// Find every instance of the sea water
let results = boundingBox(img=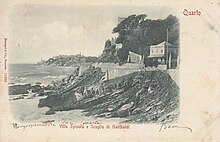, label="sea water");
[9,64,77,85]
